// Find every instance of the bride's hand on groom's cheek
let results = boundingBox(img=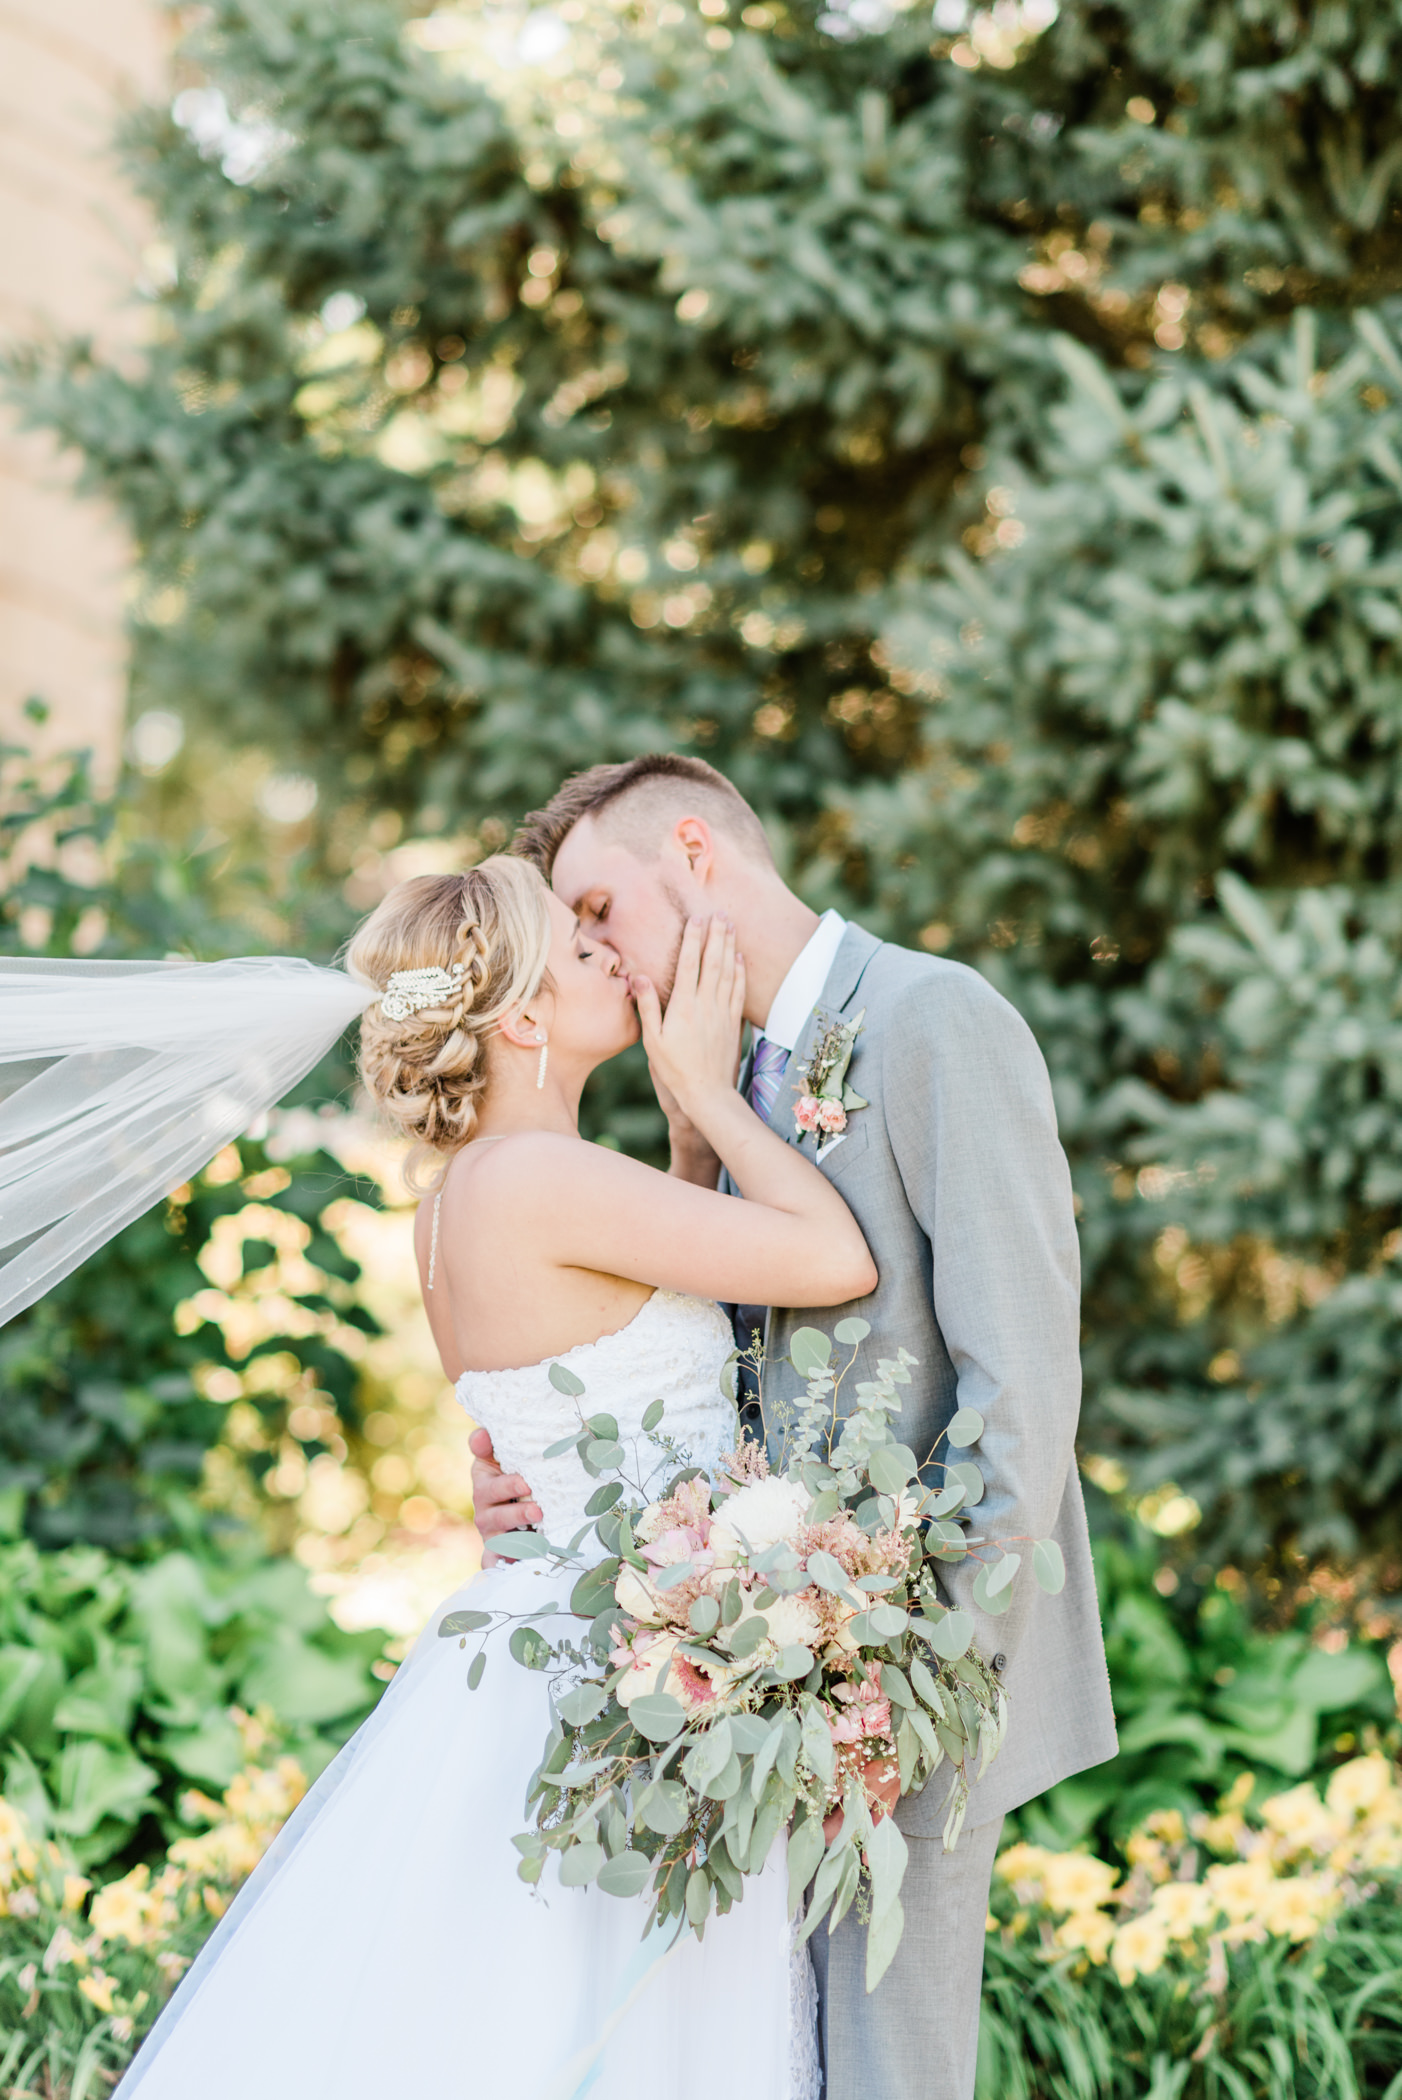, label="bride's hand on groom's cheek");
[634,916,745,1120]
[468,1427,542,1564]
